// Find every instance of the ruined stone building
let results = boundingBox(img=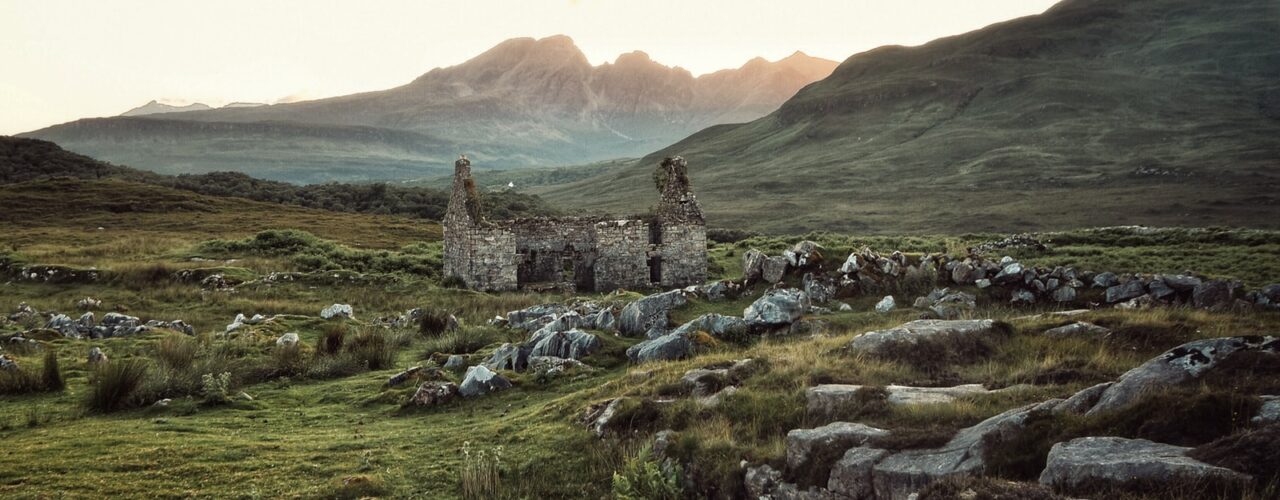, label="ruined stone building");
[443,155,707,292]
